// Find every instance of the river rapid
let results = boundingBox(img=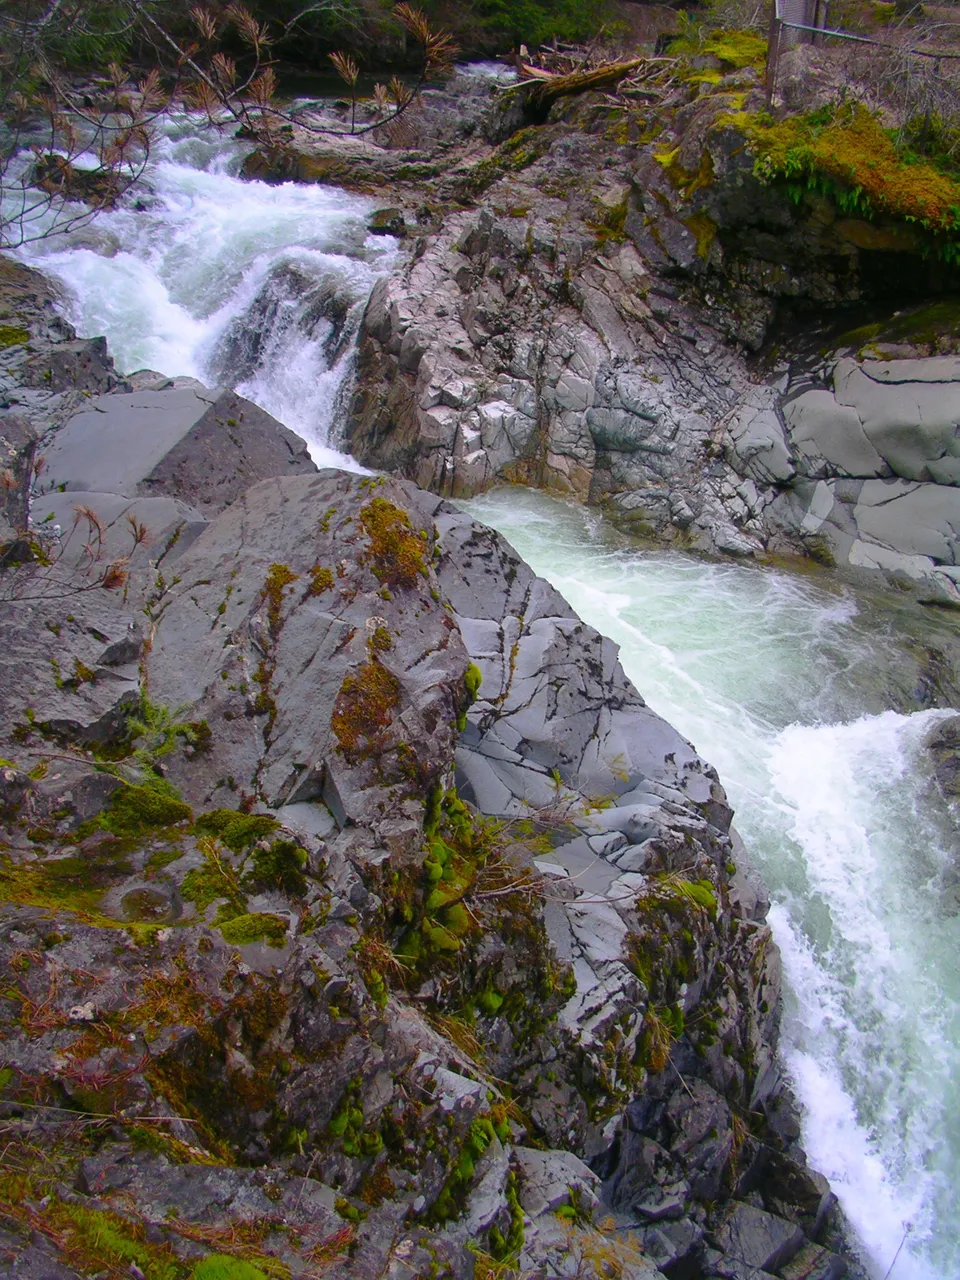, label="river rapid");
[13,114,960,1280]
